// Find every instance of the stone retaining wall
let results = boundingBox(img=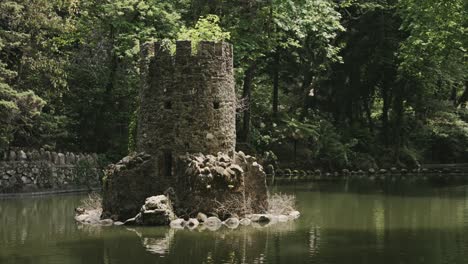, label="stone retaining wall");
[0,149,102,193]
[268,167,468,185]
